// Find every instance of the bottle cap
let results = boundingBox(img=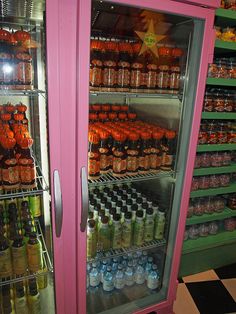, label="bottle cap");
[116,201,122,208]
[121,195,127,201]
[113,132,126,142]
[91,104,101,112]
[105,202,112,209]
[102,104,111,112]
[127,189,132,195]
[113,213,121,221]
[98,113,108,120]
[88,212,94,220]
[101,216,109,224]
[131,204,138,211]
[108,112,117,120]
[98,210,105,217]
[128,112,137,120]
[121,206,127,213]
[90,199,96,206]
[117,190,123,196]
[126,199,132,205]
[136,210,144,218]
[125,212,132,220]
[142,203,149,209]
[95,204,101,211]
[118,113,127,120]
[101,197,107,204]
[89,113,98,121]
[137,197,143,204]
[165,130,176,139]
[146,208,153,215]
[111,195,118,202]
[141,132,151,140]
[106,265,112,272]
[128,132,139,141]
[109,208,116,216]
[152,131,164,140]
[99,129,109,139]
[88,219,96,229]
